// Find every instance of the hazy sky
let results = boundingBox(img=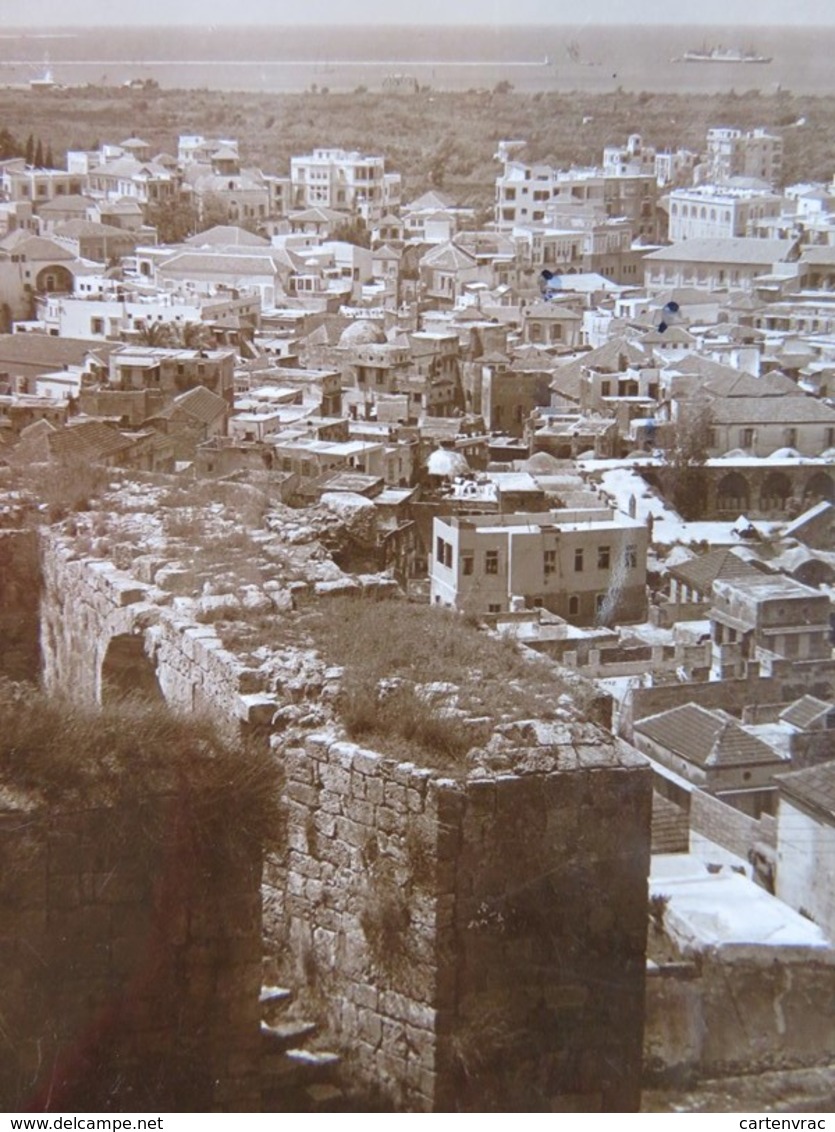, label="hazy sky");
[3,0,834,25]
